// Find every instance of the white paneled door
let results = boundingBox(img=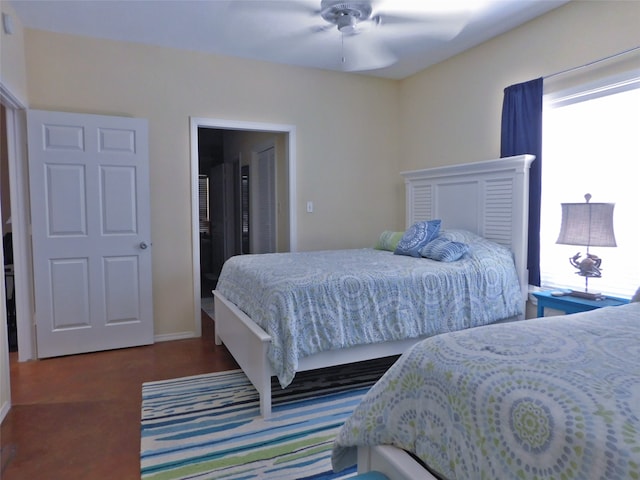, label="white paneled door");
[27,110,153,358]
[253,146,276,254]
